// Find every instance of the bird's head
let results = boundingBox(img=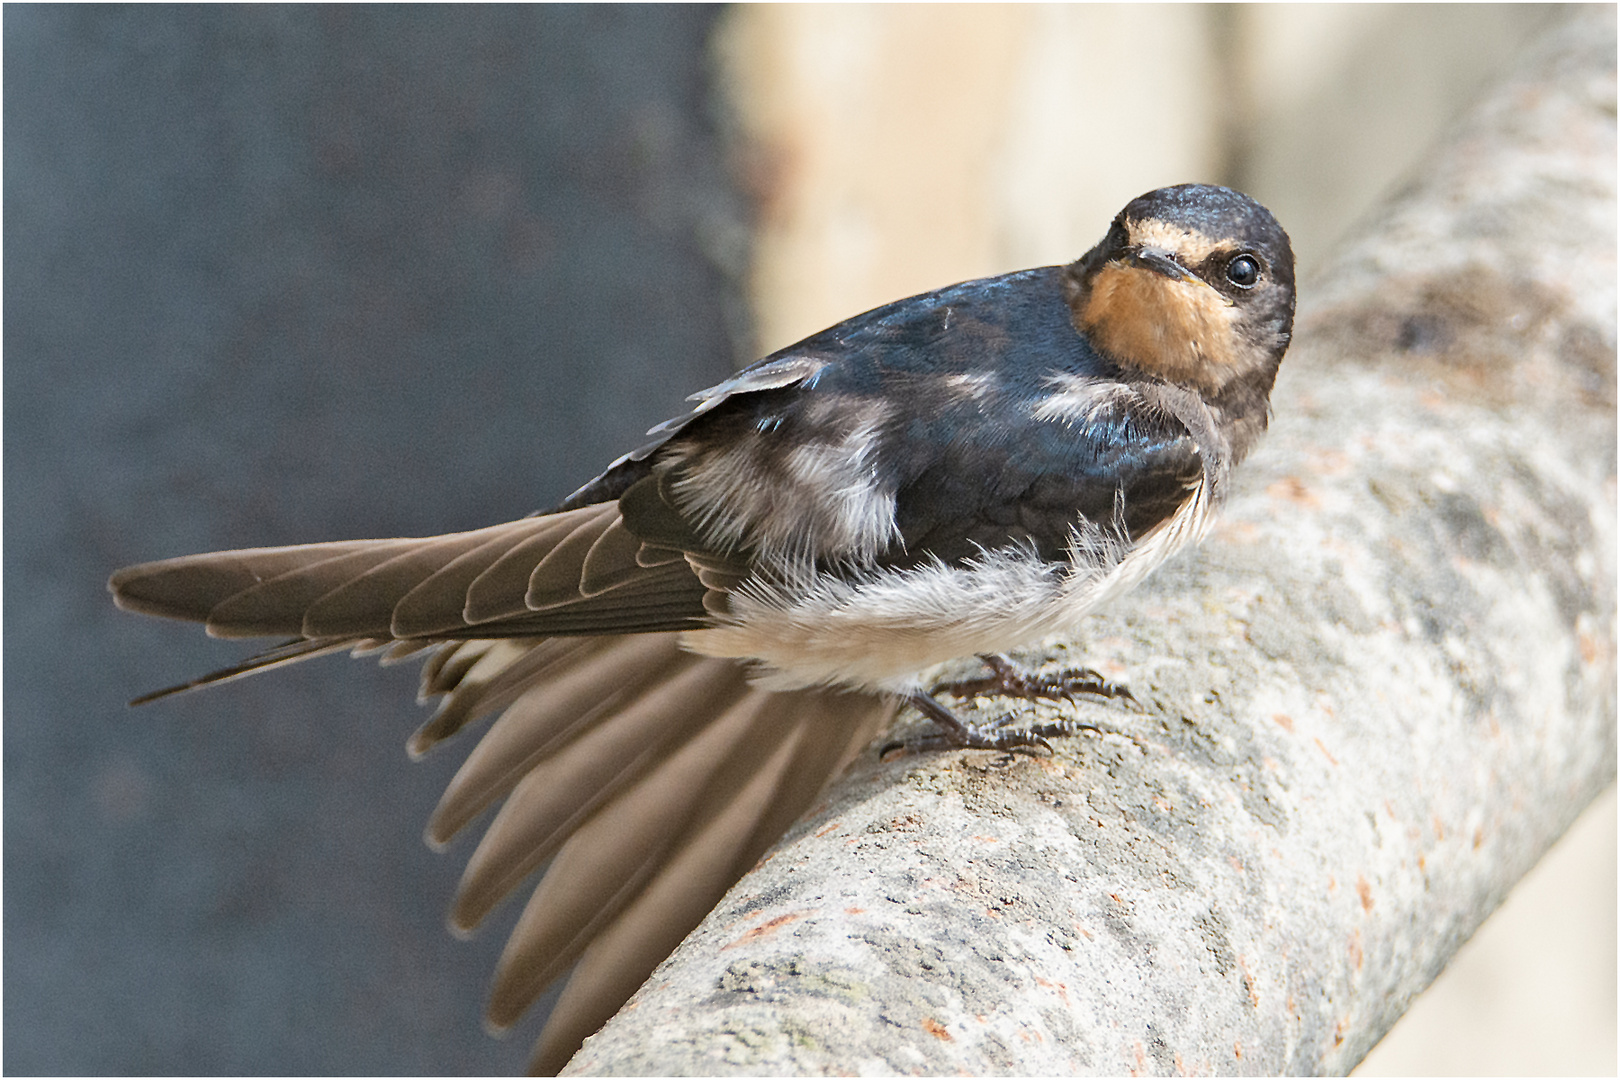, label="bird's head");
[1065,184,1295,398]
